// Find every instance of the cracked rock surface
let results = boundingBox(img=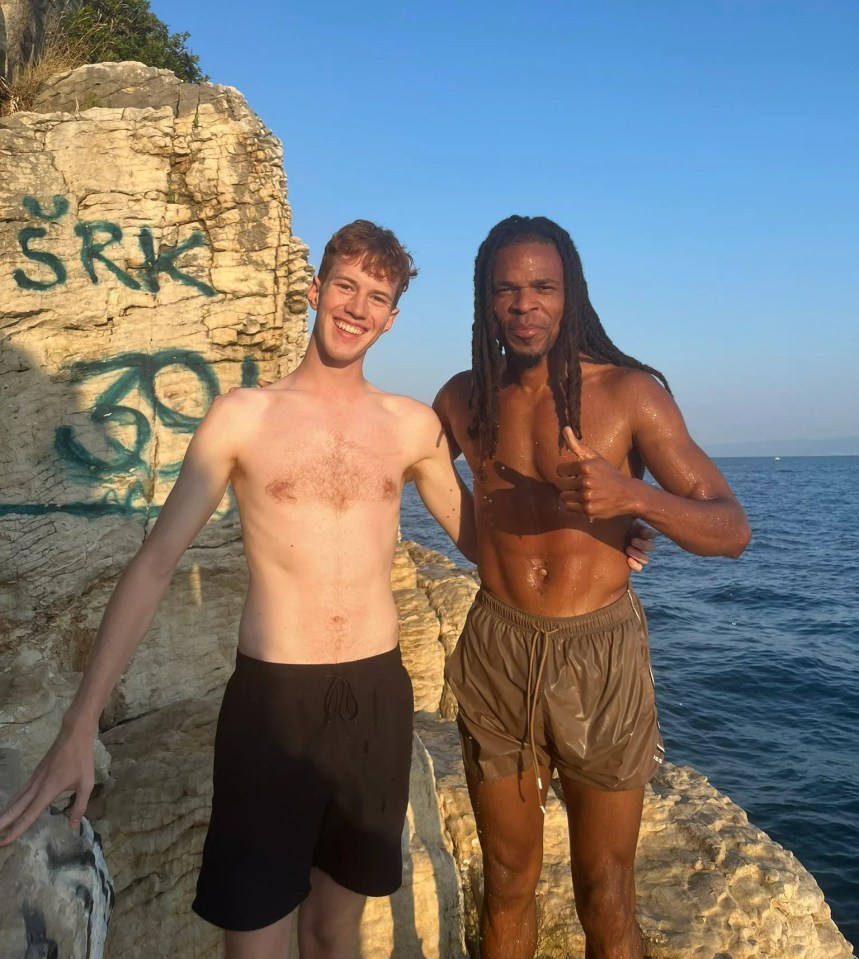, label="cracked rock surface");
[1,62,311,723]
